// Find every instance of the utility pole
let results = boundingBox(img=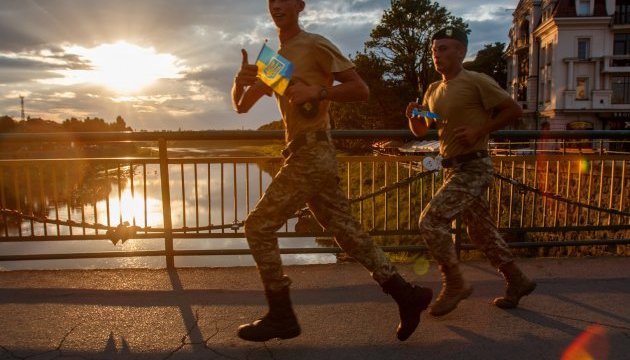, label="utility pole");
[20,95,25,121]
